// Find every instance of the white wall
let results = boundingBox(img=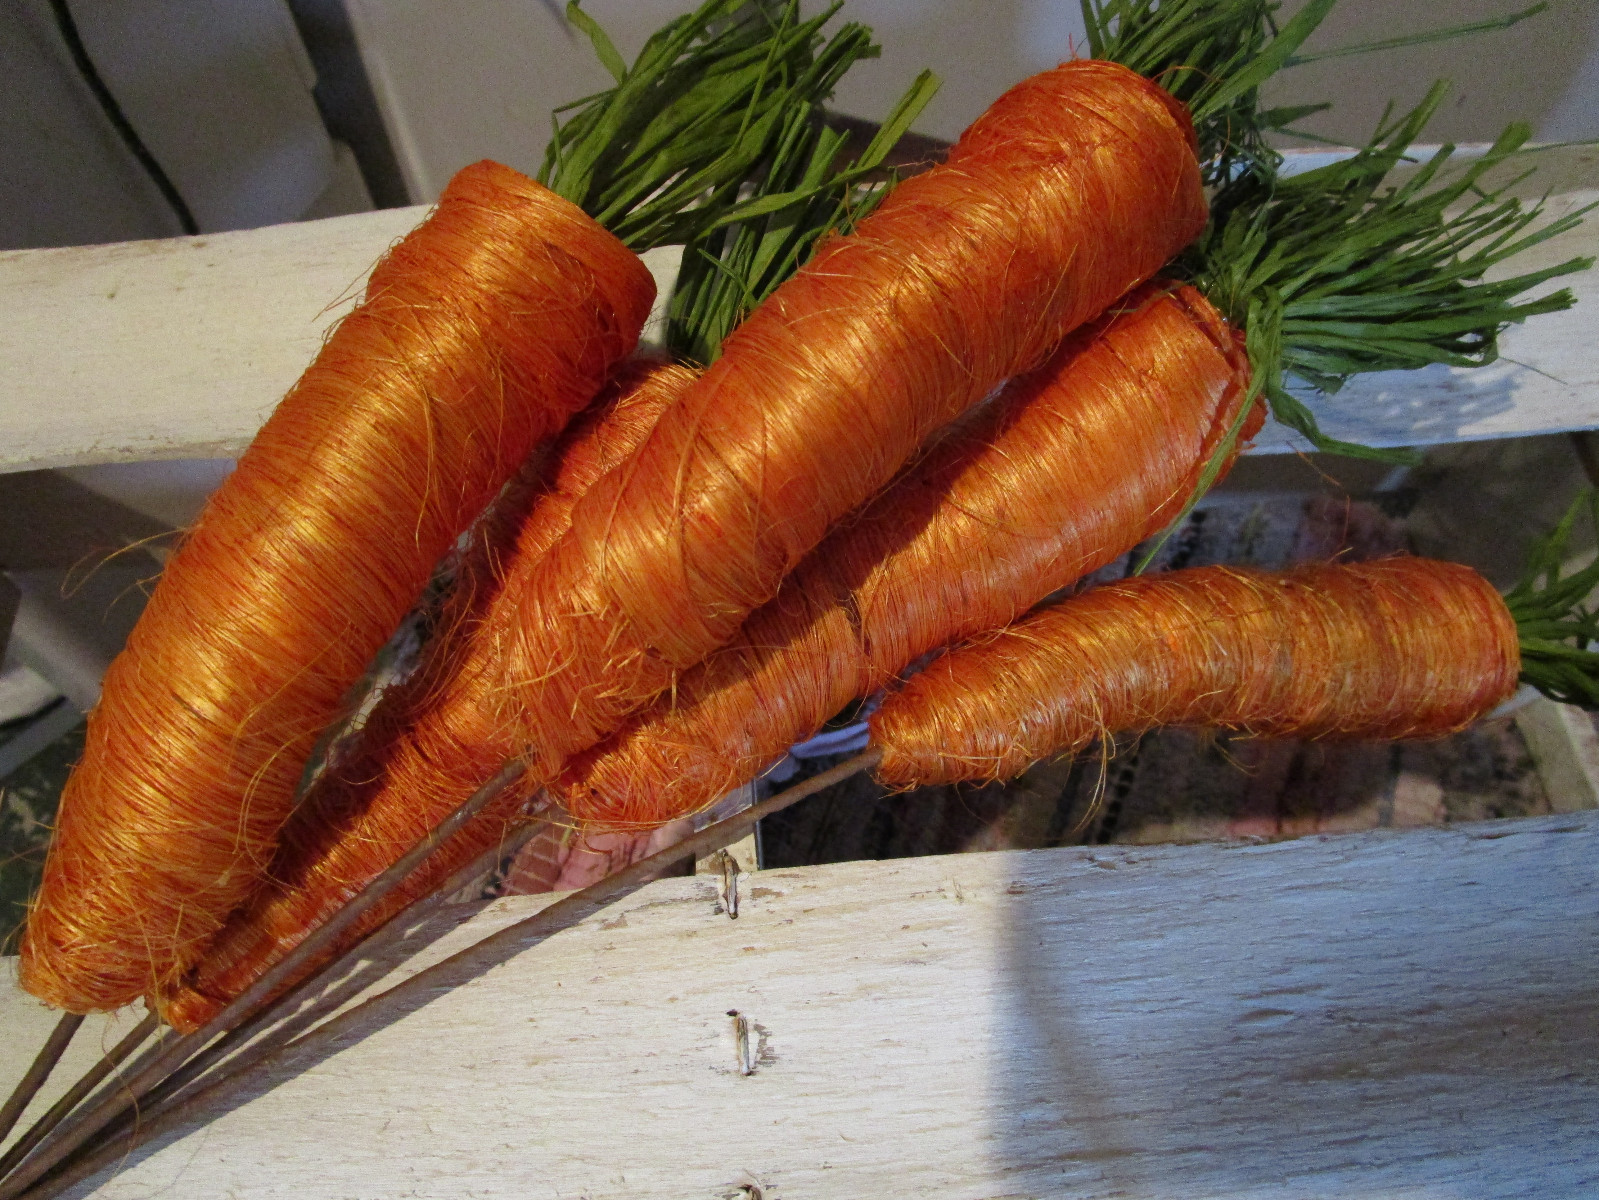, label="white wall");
[344,0,1599,203]
[1,0,362,250]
